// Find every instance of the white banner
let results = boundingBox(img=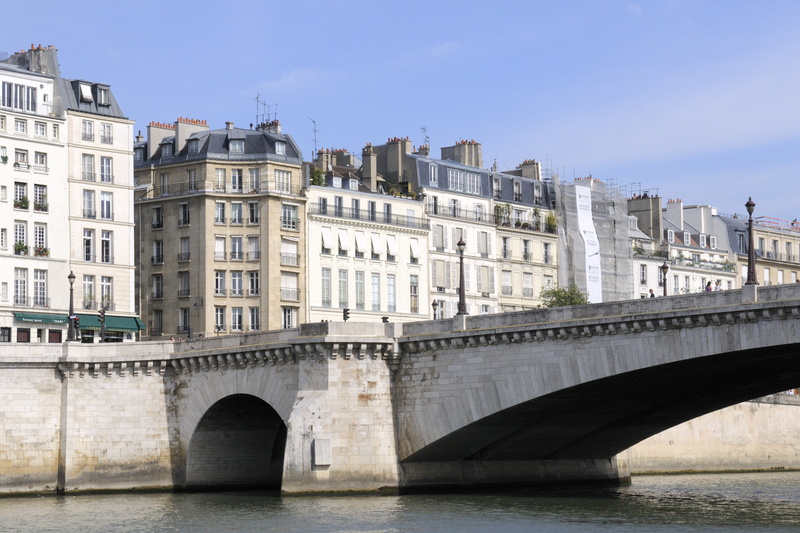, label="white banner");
[575,185,602,303]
